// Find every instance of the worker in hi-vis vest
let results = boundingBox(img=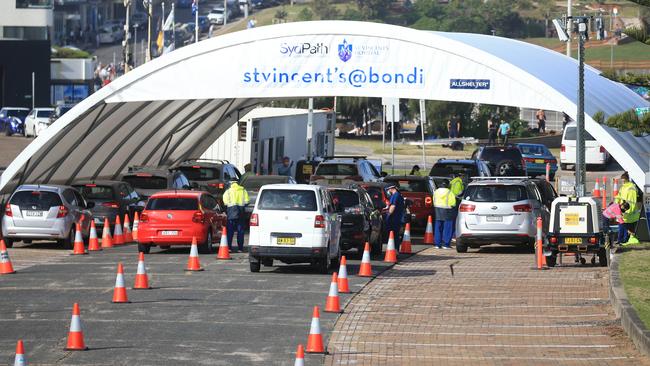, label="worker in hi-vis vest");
[614,172,641,245]
[223,181,250,252]
[433,180,457,249]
